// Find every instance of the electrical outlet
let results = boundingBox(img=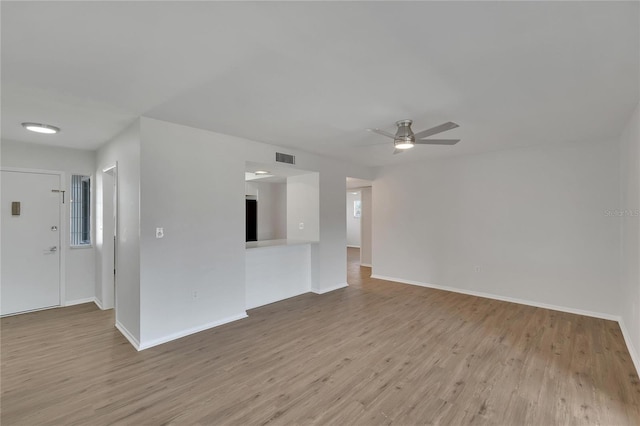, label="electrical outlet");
[299,222,304,230]
[156,227,164,238]
[192,291,198,300]
[474,266,481,273]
